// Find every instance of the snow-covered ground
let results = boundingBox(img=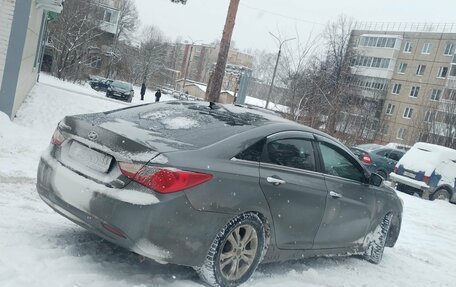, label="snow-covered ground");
[1,76,456,286]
